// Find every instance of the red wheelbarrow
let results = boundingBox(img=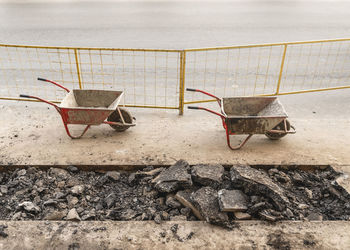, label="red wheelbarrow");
[186,88,295,150]
[20,78,135,139]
